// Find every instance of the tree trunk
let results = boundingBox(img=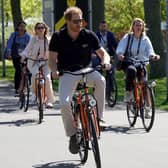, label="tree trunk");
[92,0,104,31]
[10,0,23,30]
[144,0,166,78]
